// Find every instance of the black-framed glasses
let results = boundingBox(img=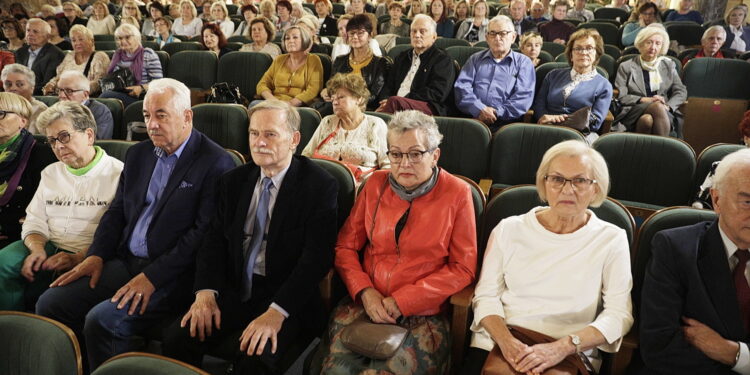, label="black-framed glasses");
[46,131,76,146]
[572,46,596,54]
[0,110,16,120]
[387,149,433,163]
[544,175,597,190]
[56,88,84,96]
[487,30,514,39]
